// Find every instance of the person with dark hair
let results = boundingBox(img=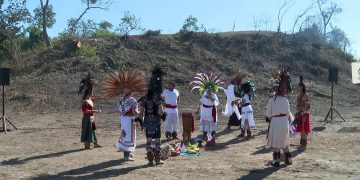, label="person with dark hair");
[103,70,147,161]
[239,80,256,138]
[162,81,180,140]
[265,69,293,167]
[191,73,225,146]
[295,76,310,150]
[139,64,167,165]
[78,72,102,150]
